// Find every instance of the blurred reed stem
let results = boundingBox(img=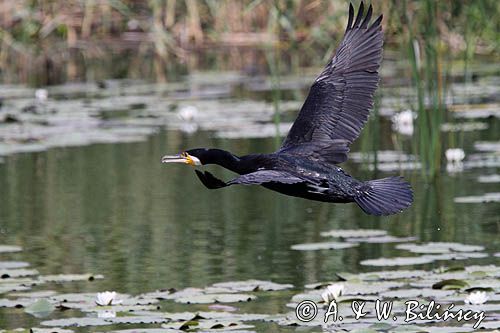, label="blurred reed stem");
[404,0,447,178]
